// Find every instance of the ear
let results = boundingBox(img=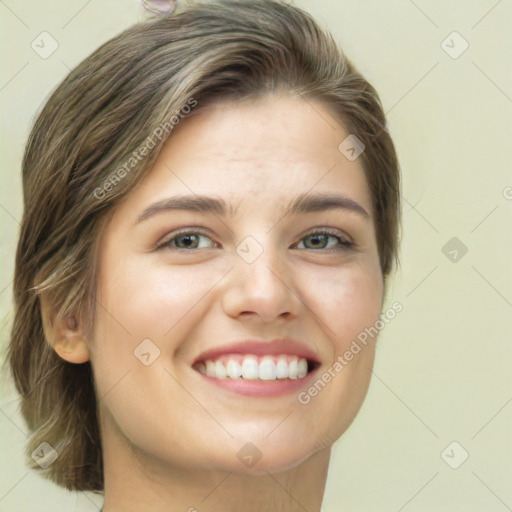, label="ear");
[40,299,90,364]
